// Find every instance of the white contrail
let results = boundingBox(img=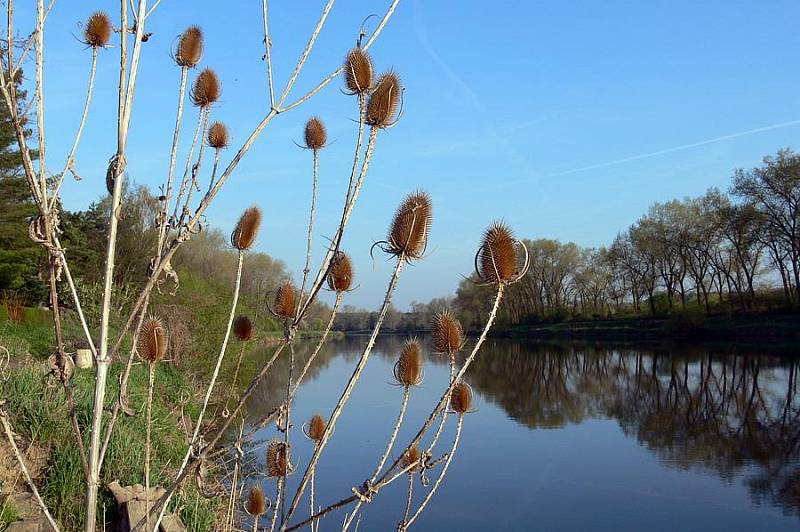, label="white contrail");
[548,119,800,178]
